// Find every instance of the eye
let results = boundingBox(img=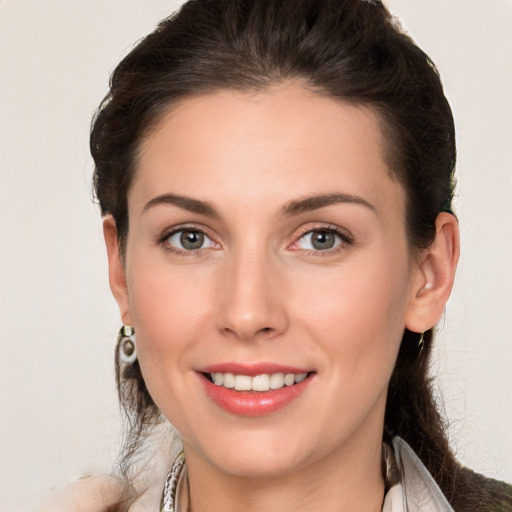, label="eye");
[295,229,345,251]
[166,229,216,251]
